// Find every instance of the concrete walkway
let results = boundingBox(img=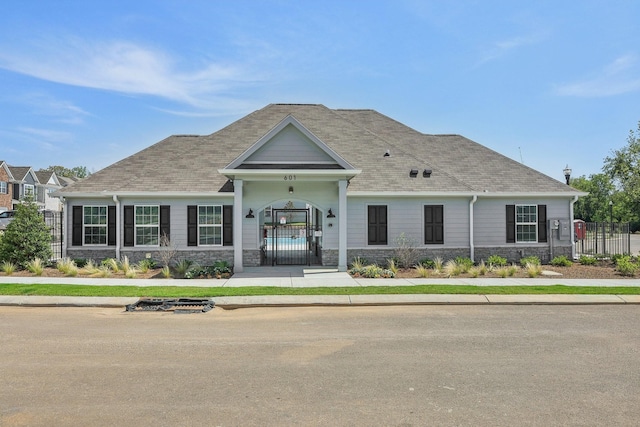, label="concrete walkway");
[1,266,640,308]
